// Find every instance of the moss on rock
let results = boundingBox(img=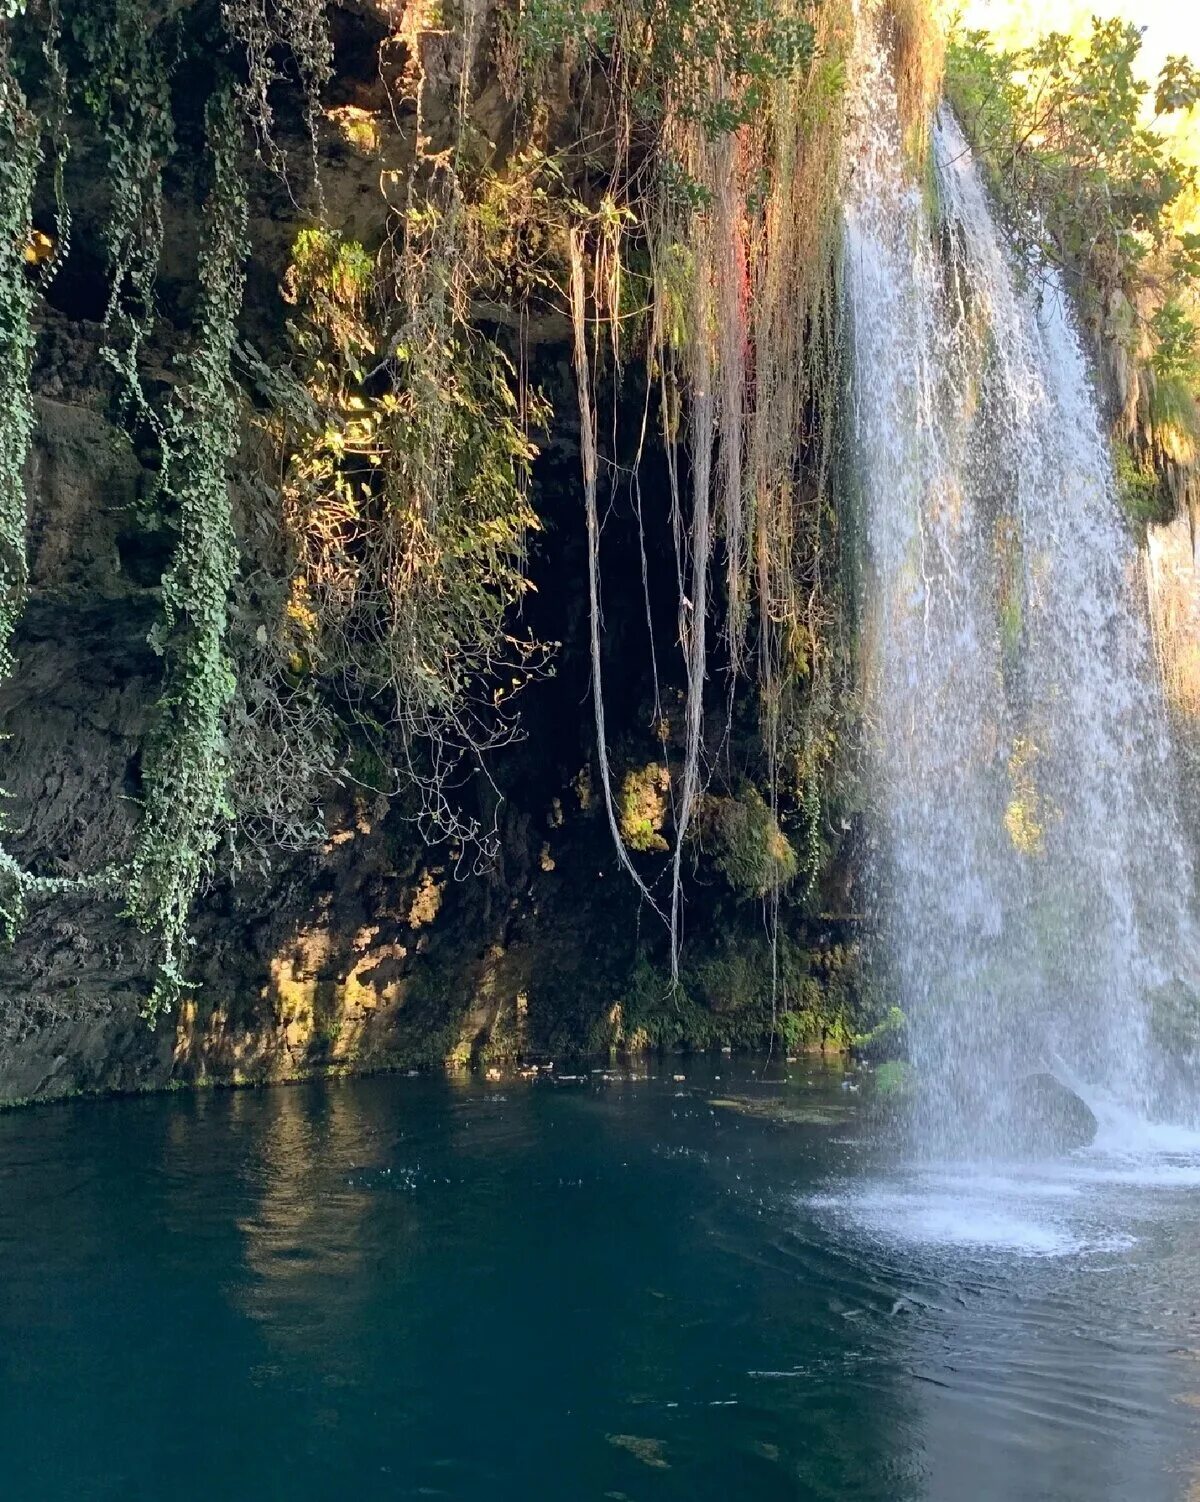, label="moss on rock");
[704,786,798,900]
